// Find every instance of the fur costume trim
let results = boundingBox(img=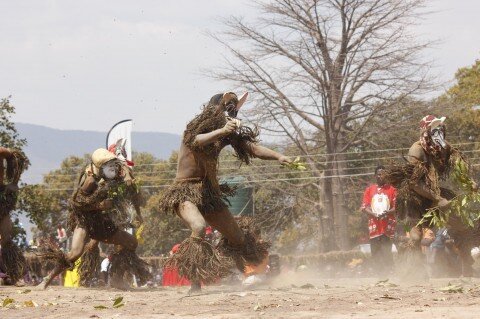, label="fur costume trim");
[182,104,259,165]
[5,150,26,184]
